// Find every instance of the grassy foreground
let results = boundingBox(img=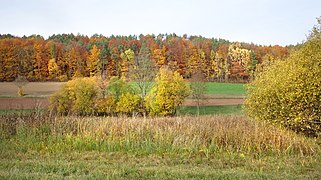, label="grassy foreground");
[1,114,320,179]
[1,150,320,179]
